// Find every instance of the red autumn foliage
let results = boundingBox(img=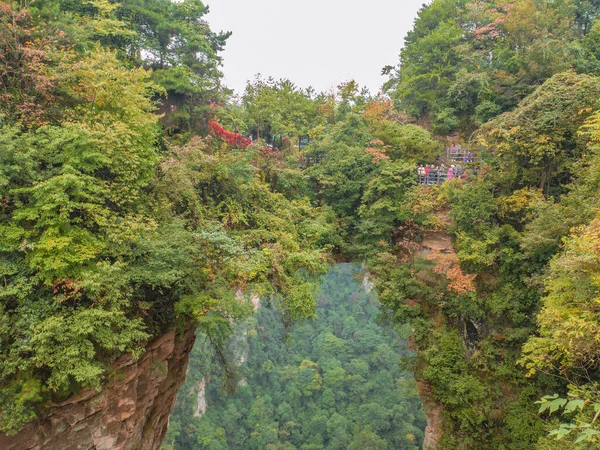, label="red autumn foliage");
[209,120,282,156]
[208,121,251,148]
